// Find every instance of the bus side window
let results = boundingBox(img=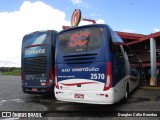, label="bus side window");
[123,46,139,77]
[109,30,124,59]
[111,43,124,59]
